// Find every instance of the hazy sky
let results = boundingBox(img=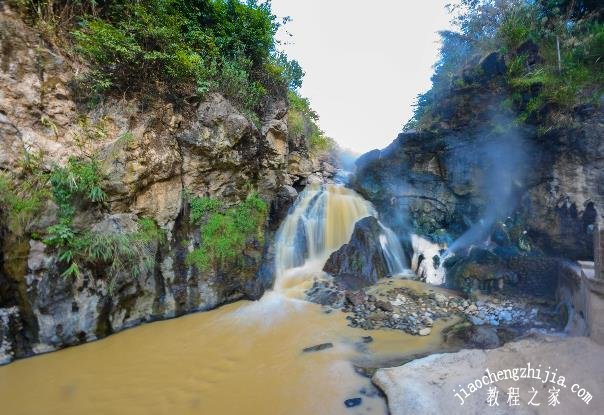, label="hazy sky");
[271,0,455,154]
